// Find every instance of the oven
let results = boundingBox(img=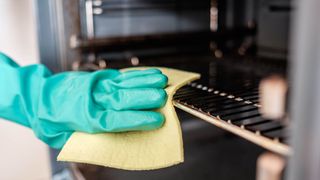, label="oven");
[35,0,320,179]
